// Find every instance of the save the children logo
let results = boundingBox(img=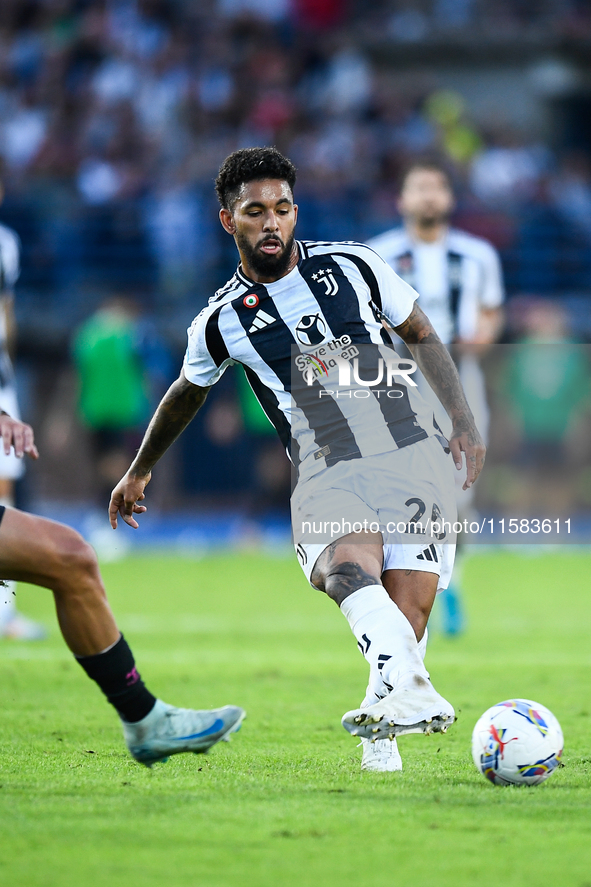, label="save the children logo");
[294,334,359,384]
[295,313,327,346]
